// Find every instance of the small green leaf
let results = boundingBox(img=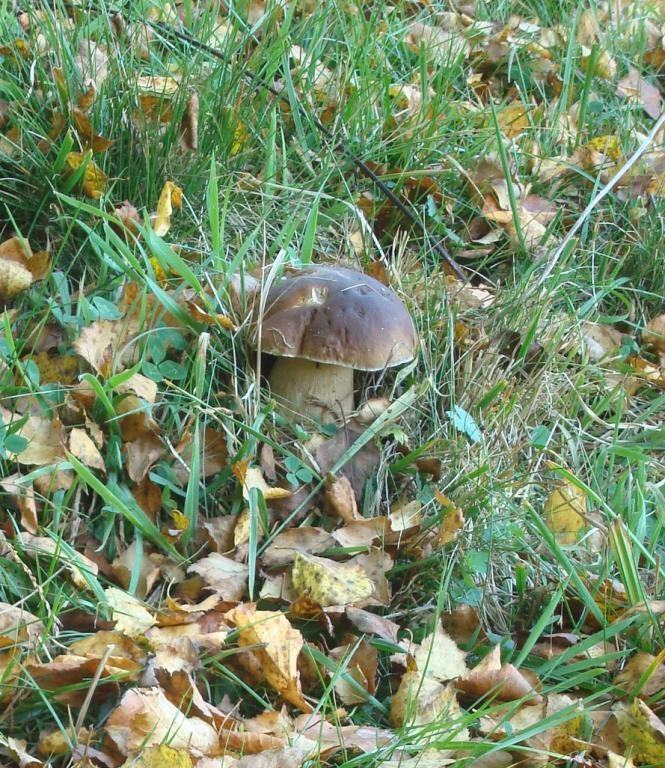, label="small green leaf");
[447,405,482,443]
